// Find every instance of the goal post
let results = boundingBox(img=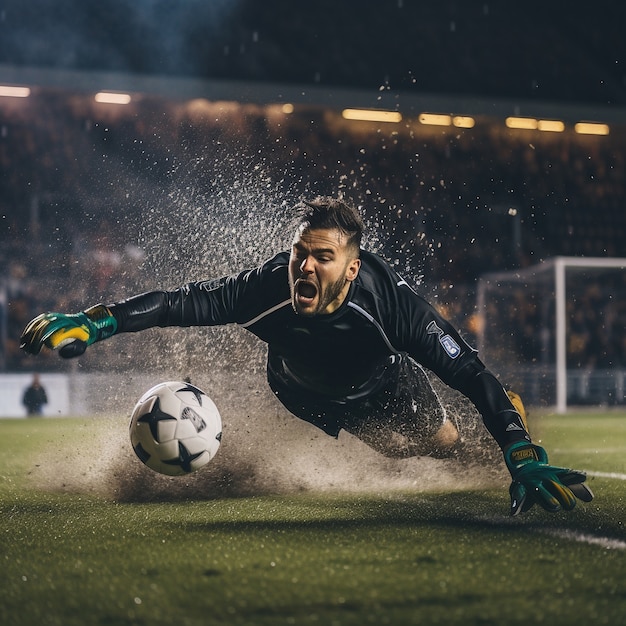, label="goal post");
[476,257,626,413]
